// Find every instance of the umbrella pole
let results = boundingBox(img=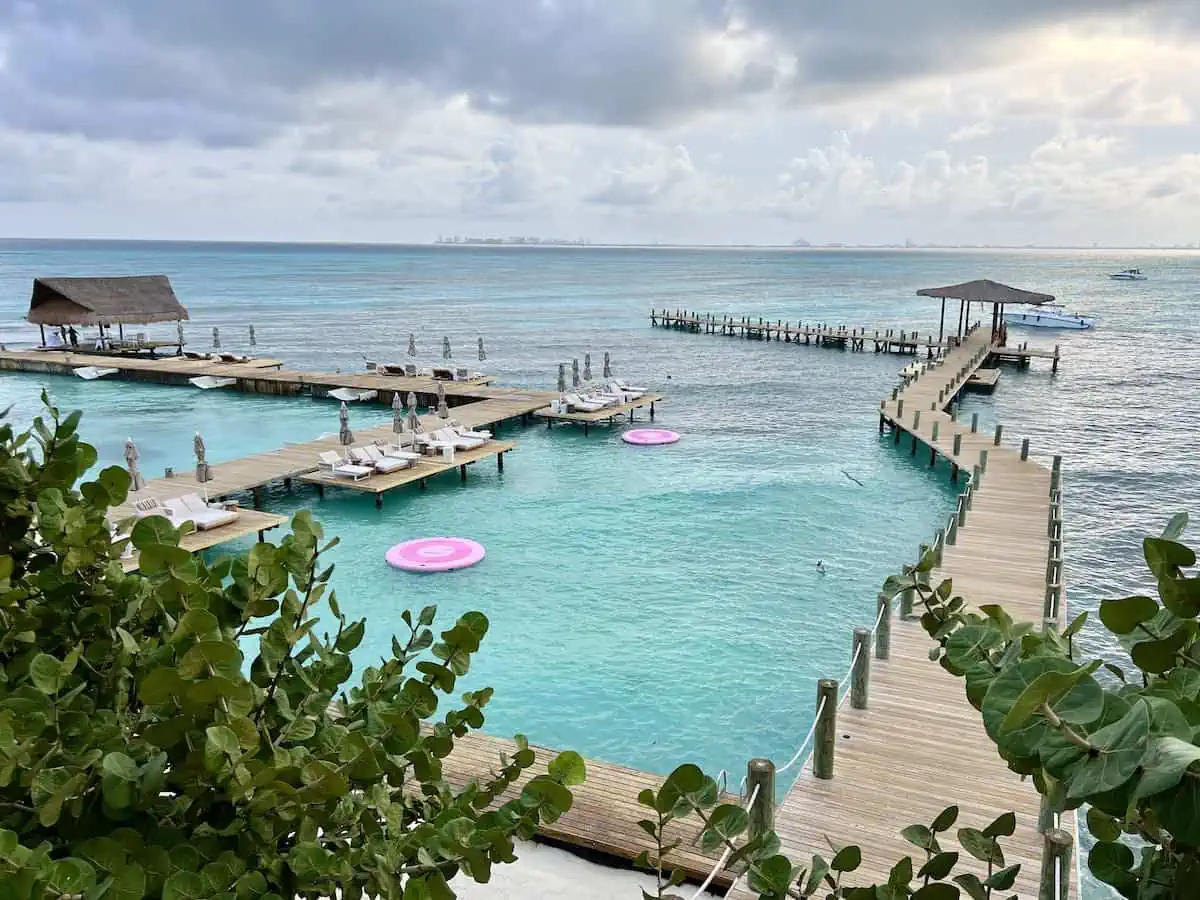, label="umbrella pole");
[938,297,945,345]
